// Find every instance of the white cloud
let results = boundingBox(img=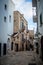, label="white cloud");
[12,0,32,19]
